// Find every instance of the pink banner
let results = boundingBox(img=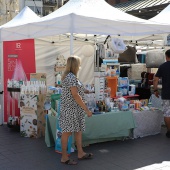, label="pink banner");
[3,39,36,122]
